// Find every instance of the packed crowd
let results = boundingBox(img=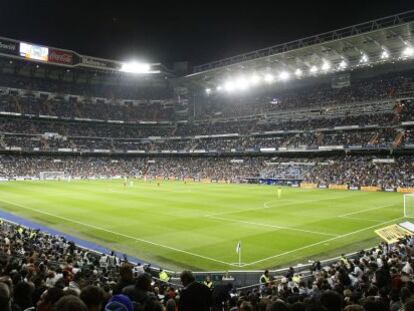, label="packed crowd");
[0,155,413,189]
